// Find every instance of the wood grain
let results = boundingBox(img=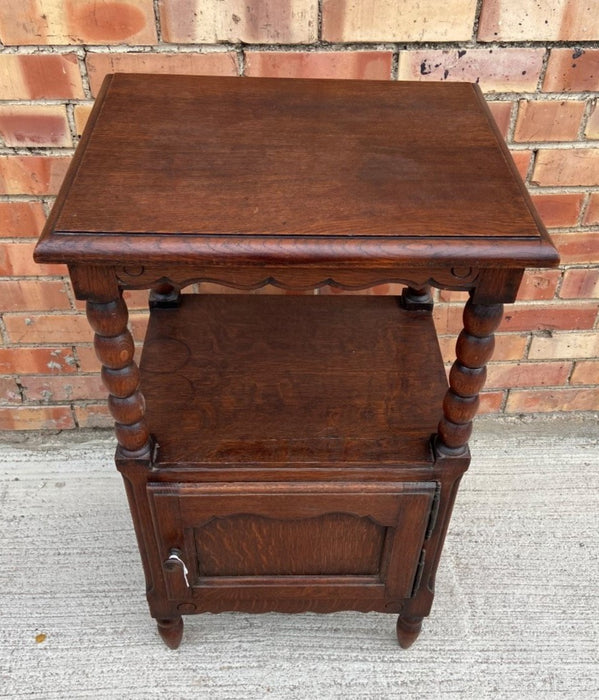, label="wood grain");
[139,294,448,468]
[147,480,435,609]
[194,513,385,577]
[29,75,560,649]
[2,418,597,696]
[34,74,558,270]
